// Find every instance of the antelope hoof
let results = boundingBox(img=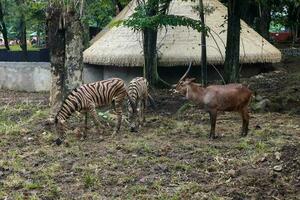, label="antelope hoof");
[209,134,218,140]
